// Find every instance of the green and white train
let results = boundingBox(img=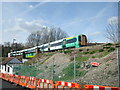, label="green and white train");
[8,34,87,58]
